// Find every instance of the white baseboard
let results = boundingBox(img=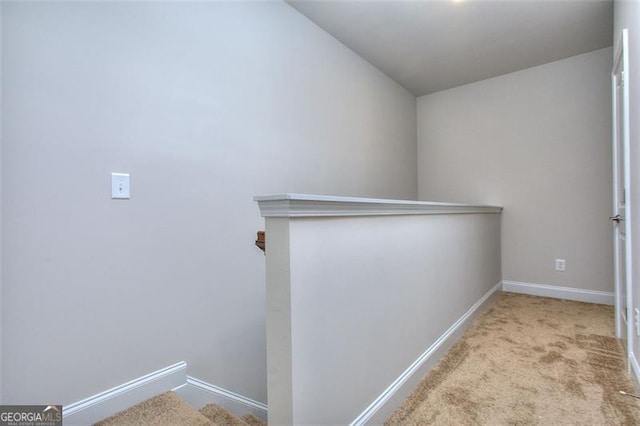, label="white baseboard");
[502,280,614,305]
[350,281,502,425]
[62,362,268,425]
[174,377,268,422]
[630,352,640,388]
[63,361,187,425]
